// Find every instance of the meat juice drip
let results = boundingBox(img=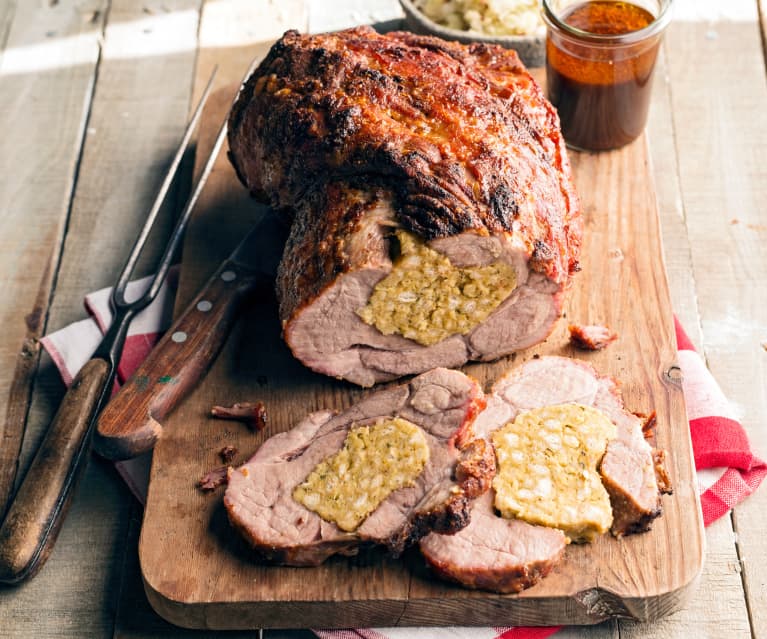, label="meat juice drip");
[546,1,660,151]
